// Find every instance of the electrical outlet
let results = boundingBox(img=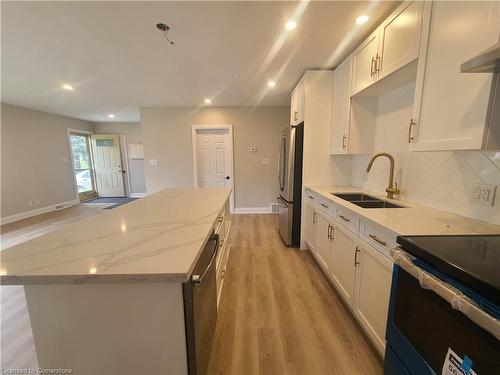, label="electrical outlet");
[149,159,158,166]
[471,184,497,206]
